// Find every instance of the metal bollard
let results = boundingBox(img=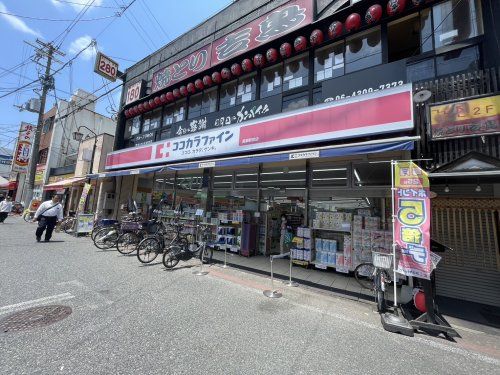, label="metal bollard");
[263,255,282,298]
[193,243,209,276]
[283,253,299,287]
